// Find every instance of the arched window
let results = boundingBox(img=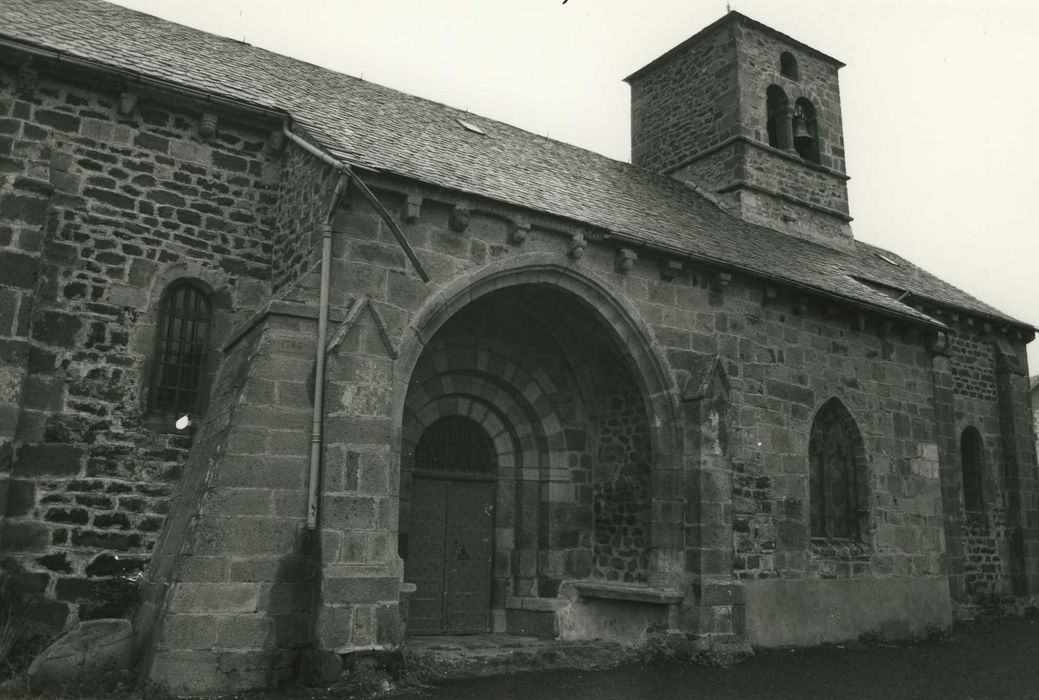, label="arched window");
[415,416,497,476]
[766,85,792,151]
[809,399,867,540]
[780,52,799,80]
[149,281,212,428]
[960,427,984,513]
[793,98,820,163]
